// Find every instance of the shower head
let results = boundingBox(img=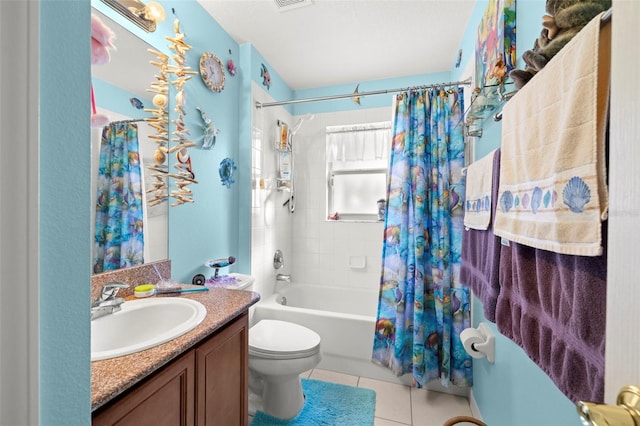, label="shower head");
[291,113,315,134]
